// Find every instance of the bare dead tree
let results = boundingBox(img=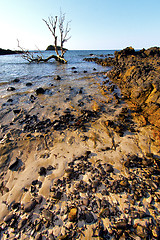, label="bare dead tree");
[18,12,71,64]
